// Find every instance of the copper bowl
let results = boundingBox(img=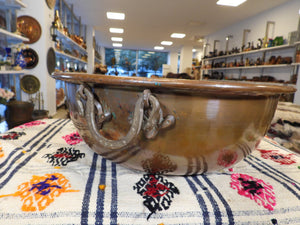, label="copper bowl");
[51,73,296,175]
